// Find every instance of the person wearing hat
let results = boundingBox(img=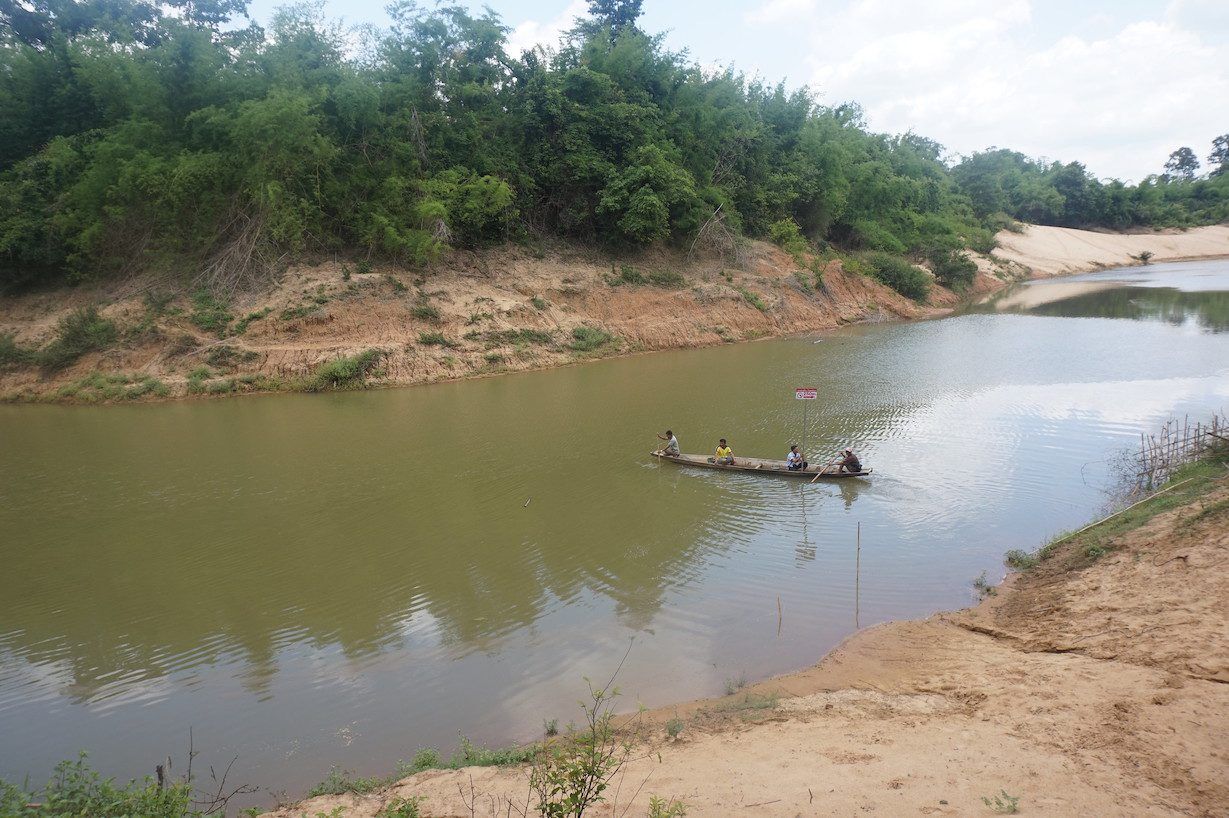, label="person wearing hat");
[838,448,862,473]
[711,438,734,465]
[786,444,808,471]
